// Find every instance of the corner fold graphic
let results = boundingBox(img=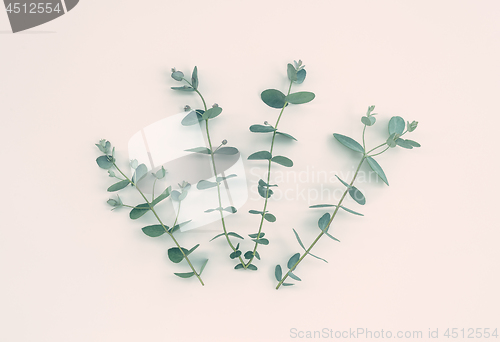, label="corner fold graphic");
[4,0,79,33]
